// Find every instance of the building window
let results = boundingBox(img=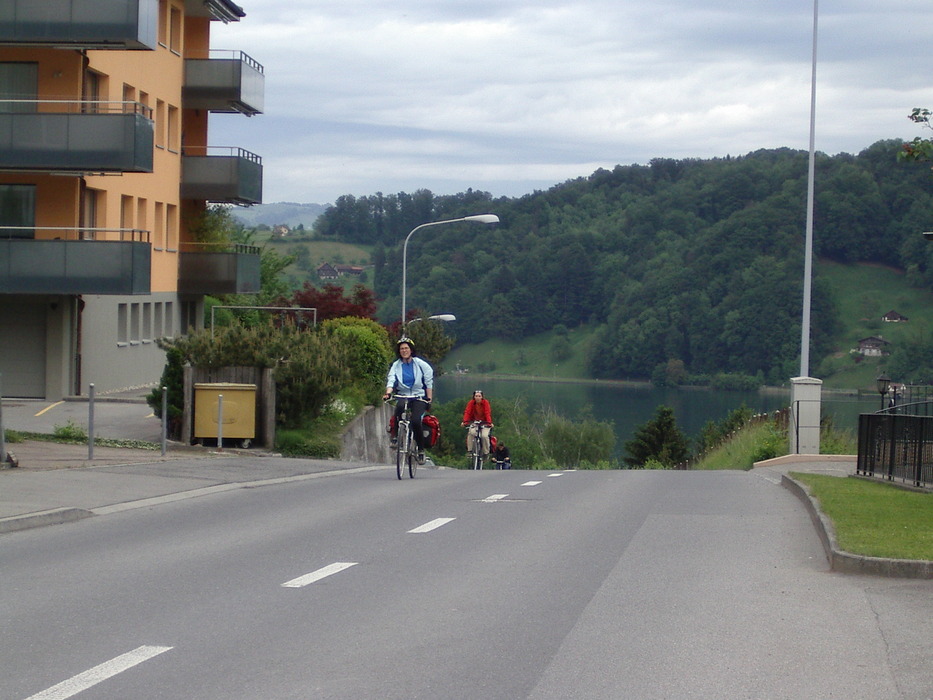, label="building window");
[120,195,134,240]
[143,303,152,342]
[155,99,166,148]
[167,104,179,152]
[154,201,164,249]
[154,302,163,338]
[165,302,174,338]
[169,5,182,54]
[158,0,168,47]
[0,184,36,238]
[136,198,147,243]
[117,303,128,345]
[81,188,100,240]
[166,203,178,250]
[130,303,140,344]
